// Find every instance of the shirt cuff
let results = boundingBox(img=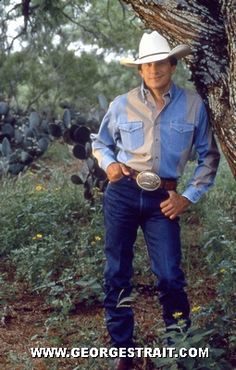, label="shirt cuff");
[101,157,117,172]
[182,185,204,204]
